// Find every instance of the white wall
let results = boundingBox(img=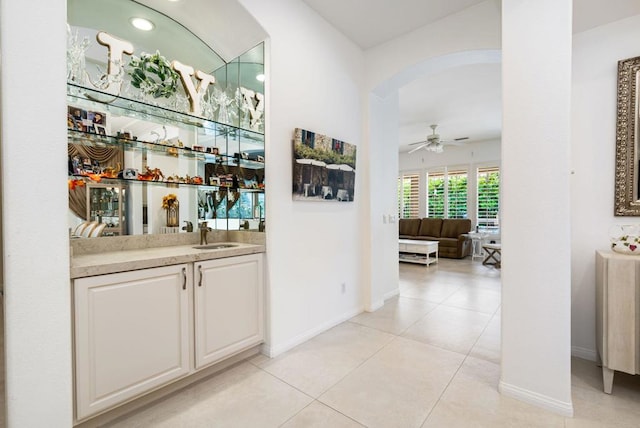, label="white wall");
[367,93,401,306]
[238,0,366,355]
[366,0,502,96]
[570,13,640,361]
[400,139,501,171]
[500,0,573,415]
[1,0,73,425]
